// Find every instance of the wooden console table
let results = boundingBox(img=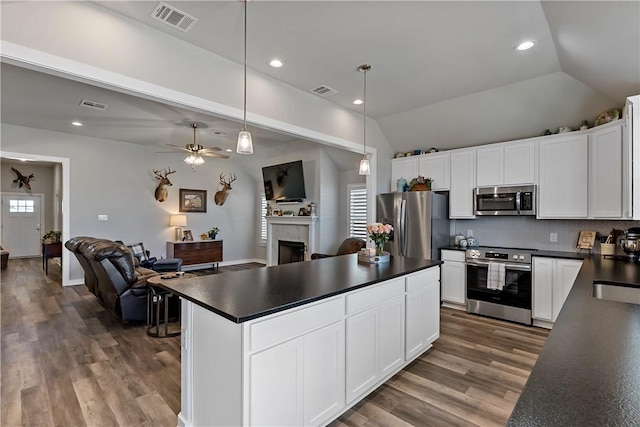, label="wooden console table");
[42,242,62,275]
[166,240,223,270]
